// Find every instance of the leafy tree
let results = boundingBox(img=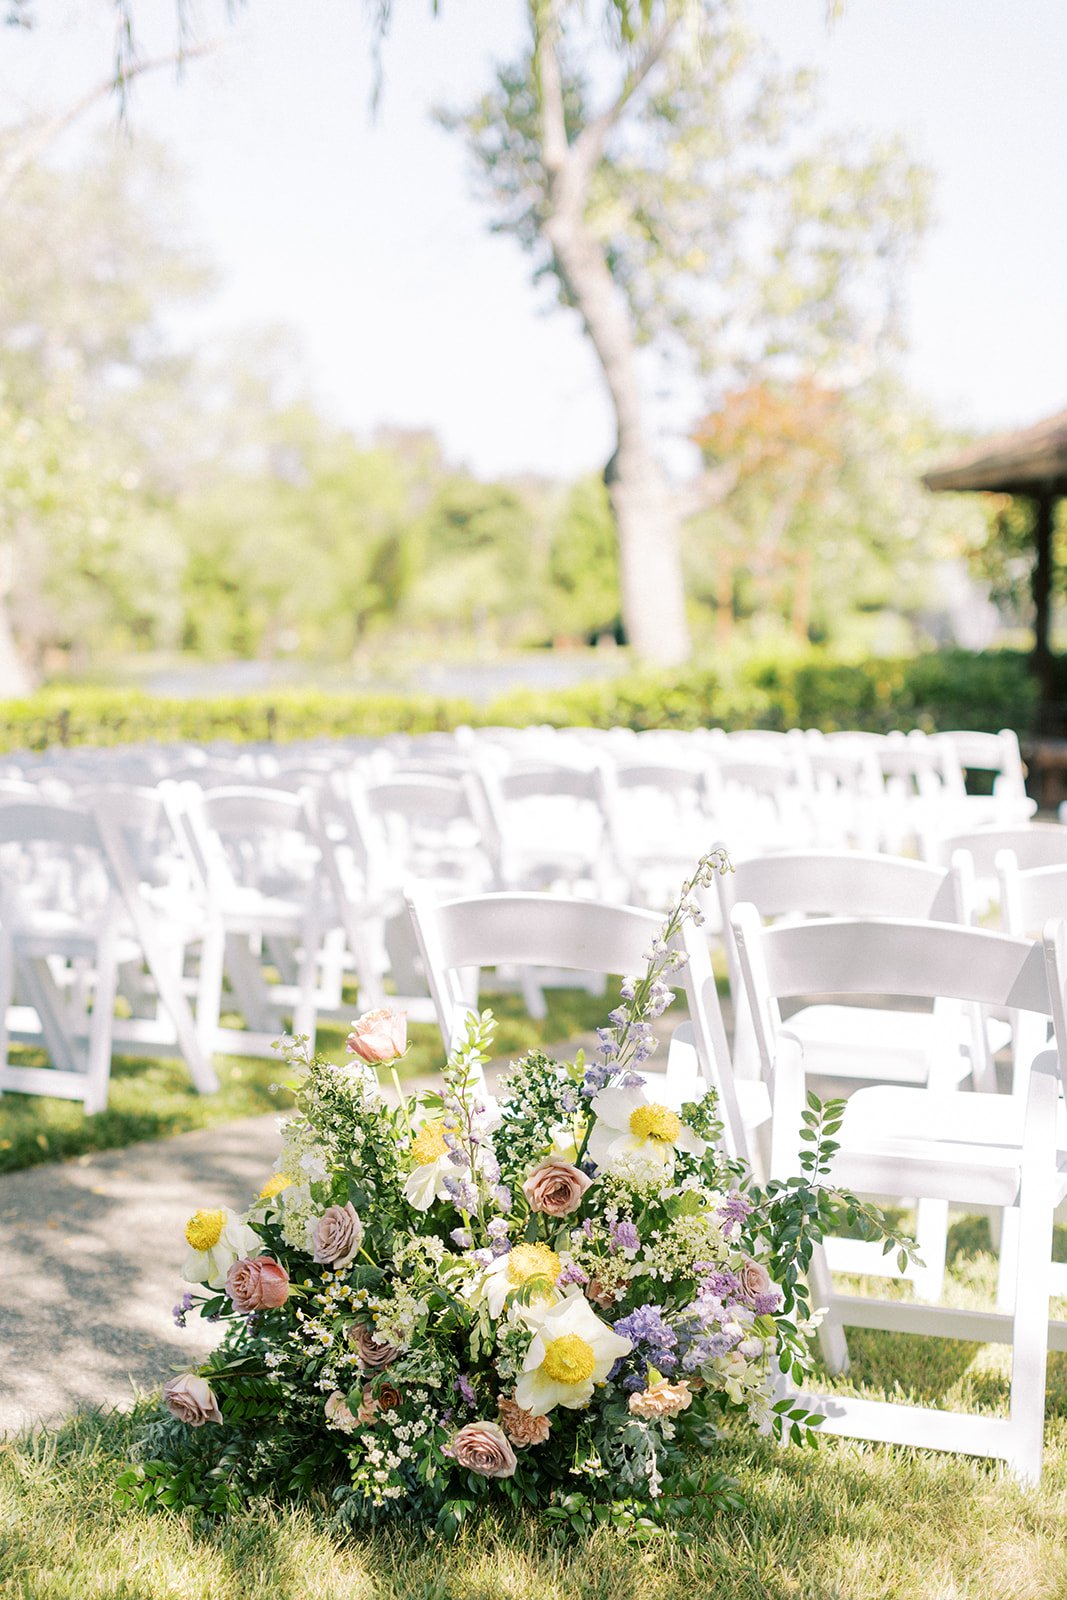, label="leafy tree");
[441,0,930,667]
[688,375,992,651]
[546,474,620,641]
